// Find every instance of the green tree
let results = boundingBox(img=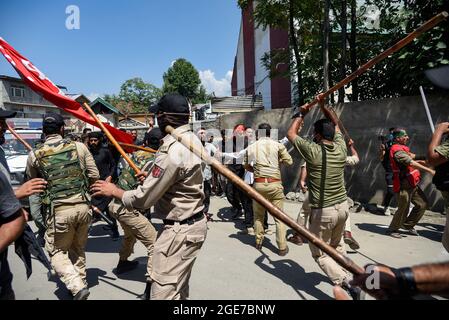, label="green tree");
[117,77,162,113]
[162,58,203,101]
